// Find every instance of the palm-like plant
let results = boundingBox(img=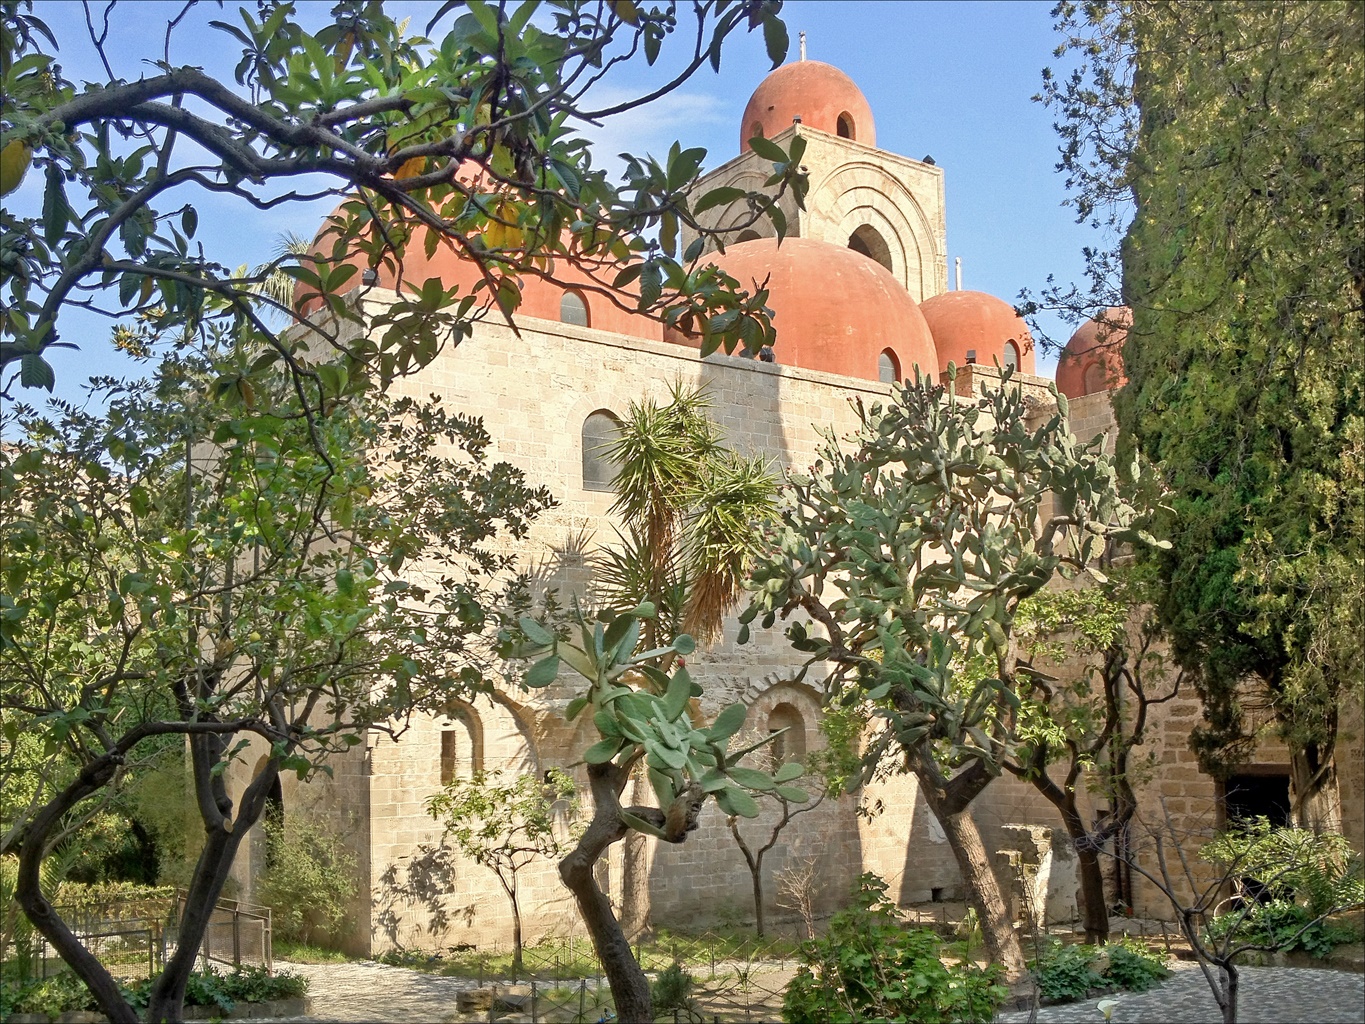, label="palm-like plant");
[594,382,776,647]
